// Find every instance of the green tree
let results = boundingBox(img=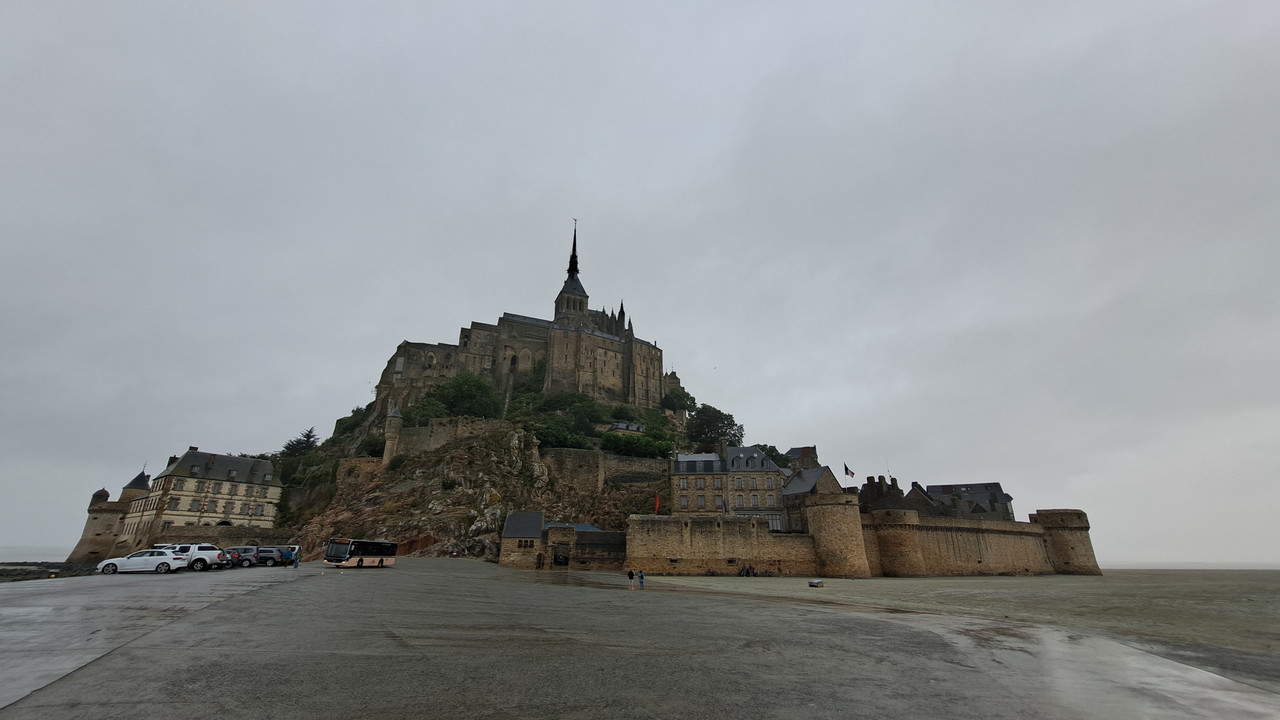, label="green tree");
[661,387,697,413]
[431,372,502,418]
[686,404,744,446]
[282,427,320,457]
